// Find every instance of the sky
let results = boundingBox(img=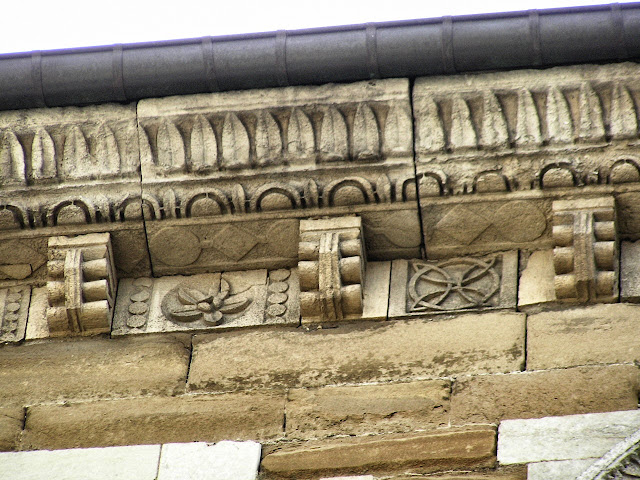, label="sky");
[1,0,637,55]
